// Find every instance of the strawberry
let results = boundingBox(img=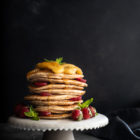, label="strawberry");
[19,106,29,118]
[88,107,93,118]
[40,92,52,96]
[34,82,47,86]
[14,104,23,115]
[70,96,82,101]
[39,111,51,116]
[89,106,96,117]
[76,78,87,83]
[72,109,83,121]
[82,108,90,119]
[71,98,94,121]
